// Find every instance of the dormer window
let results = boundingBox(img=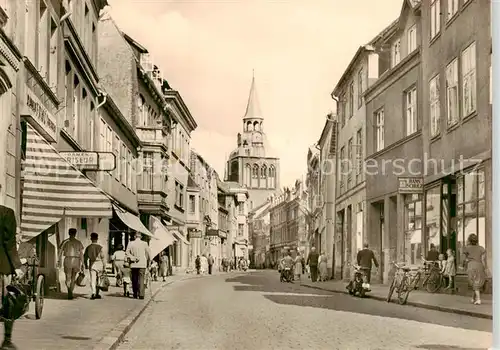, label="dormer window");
[391,39,401,67]
[407,25,417,54]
